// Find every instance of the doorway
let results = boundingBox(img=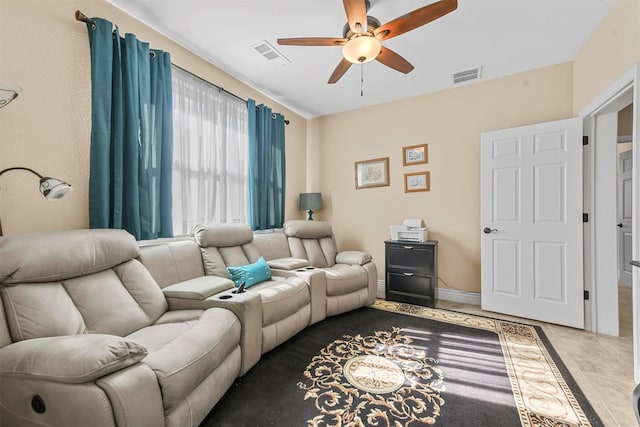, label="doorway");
[617,105,633,341]
[583,88,633,338]
[618,104,634,291]
[581,63,639,382]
